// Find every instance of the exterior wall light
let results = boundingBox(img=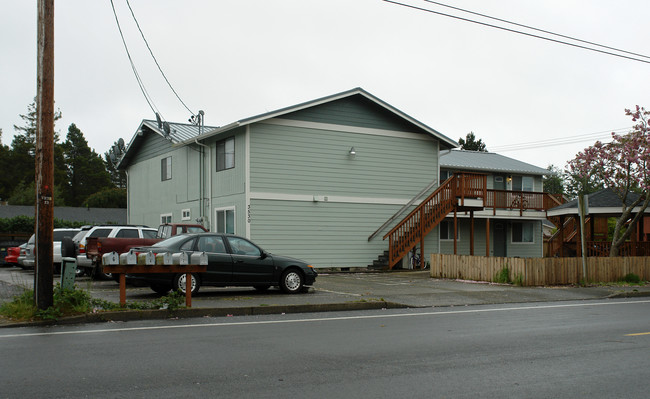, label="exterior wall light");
[349,147,356,156]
